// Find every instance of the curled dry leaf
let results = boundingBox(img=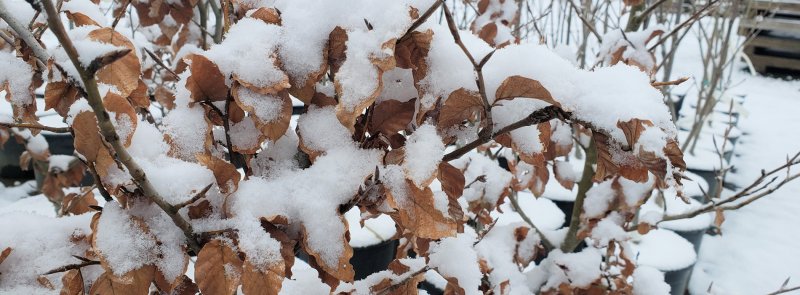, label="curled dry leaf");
[553,160,575,190]
[368,99,416,135]
[241,261,283,295]
[195,239,244,295]
[494,75,559,107]
[197,154,241,194]
[60,269,84,295]
[389,180,458,240]
[88,28,141,98]
[44,81,79,117]
[185,54,229,102]
[104,92,139,146]
[155,85,177,110]
[65,12,100,27]
[395,29,433,84]
[300,217,355,284]
[61,190,99,216]
[477,22,498,46]
[0,247,11,267]
[89,266,156,295]
[438,162,465,200]
[438,88,485,130]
